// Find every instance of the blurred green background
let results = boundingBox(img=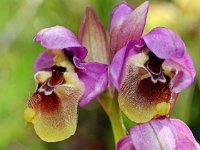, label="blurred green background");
[0,0,199,149]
